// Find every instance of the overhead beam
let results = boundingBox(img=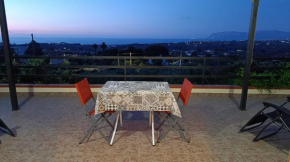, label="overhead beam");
[240,0,260,111]
[0,0,19,111]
